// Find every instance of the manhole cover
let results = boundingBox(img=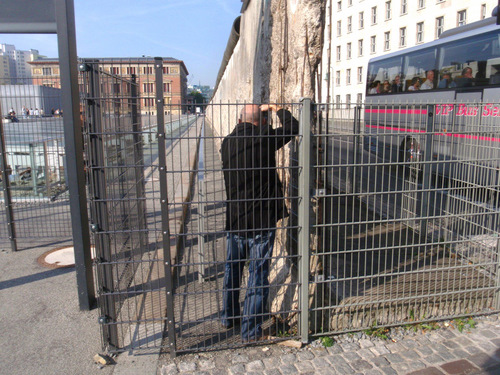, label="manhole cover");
[37,246,95,269]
